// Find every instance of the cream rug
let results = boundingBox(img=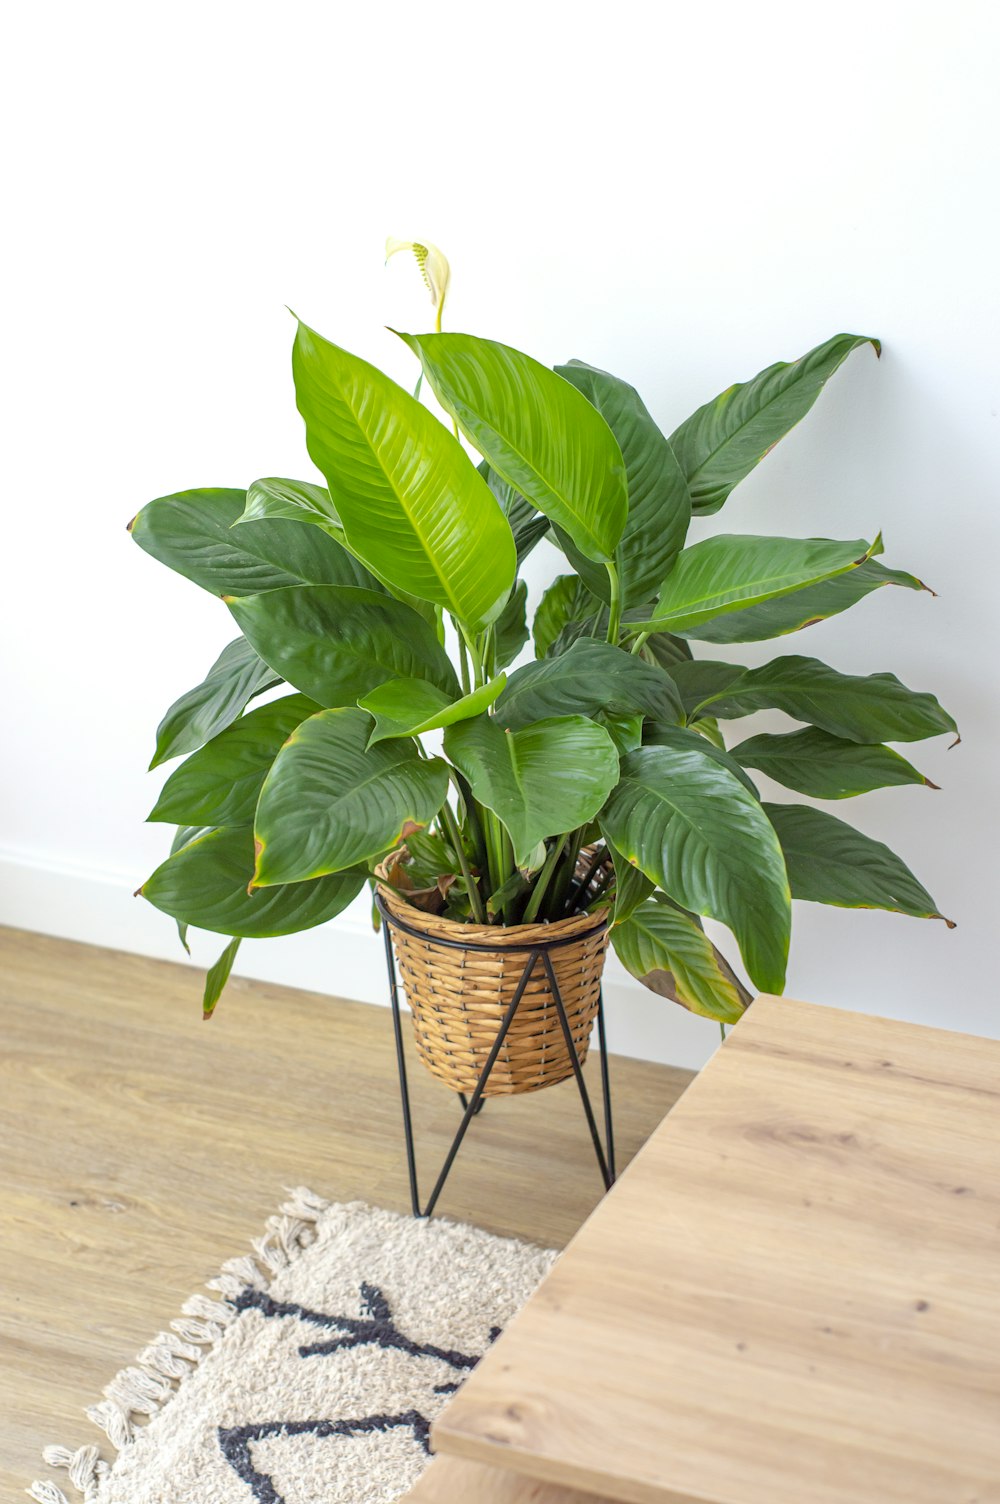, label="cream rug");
[30,1192,555,1504]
